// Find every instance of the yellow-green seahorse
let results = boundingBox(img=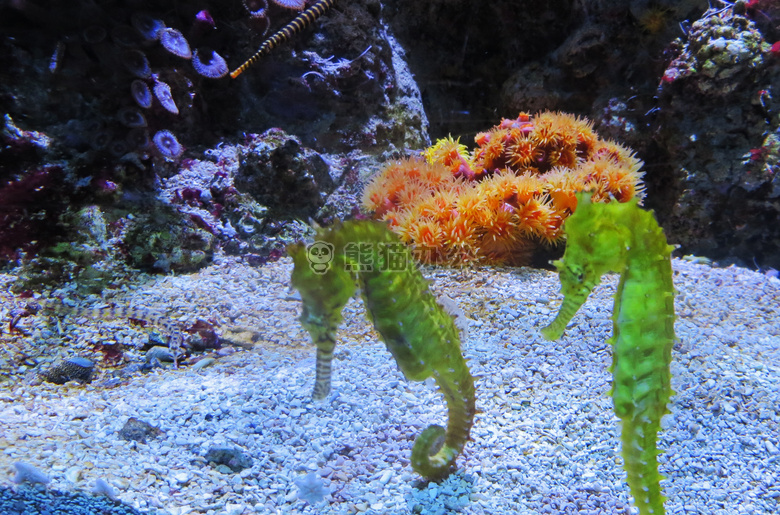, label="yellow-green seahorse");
[541,192,676,515]
[289,220,475,479]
